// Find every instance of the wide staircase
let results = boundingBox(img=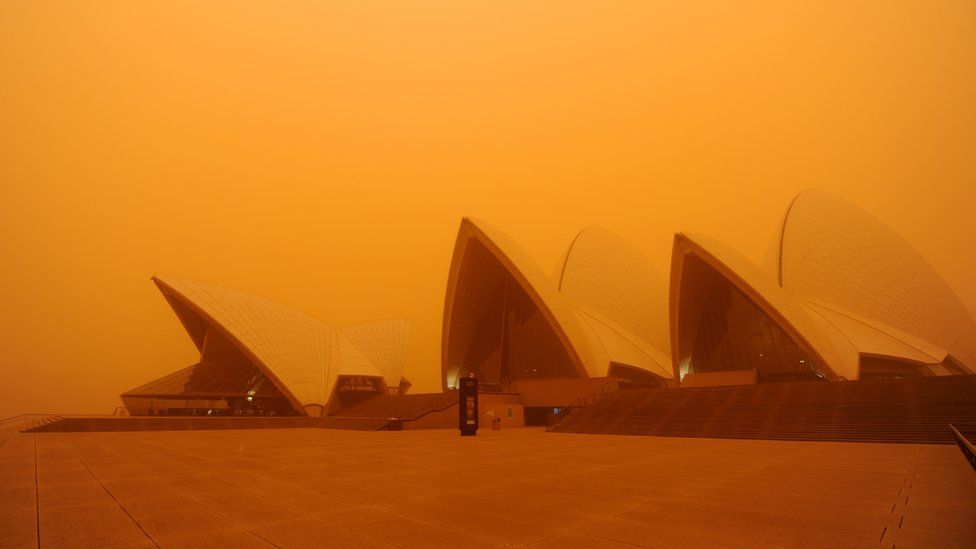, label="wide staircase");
[2,415,61,441]
[16,415,63,432]
[550,374,976,444]
[325,392,458,430]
